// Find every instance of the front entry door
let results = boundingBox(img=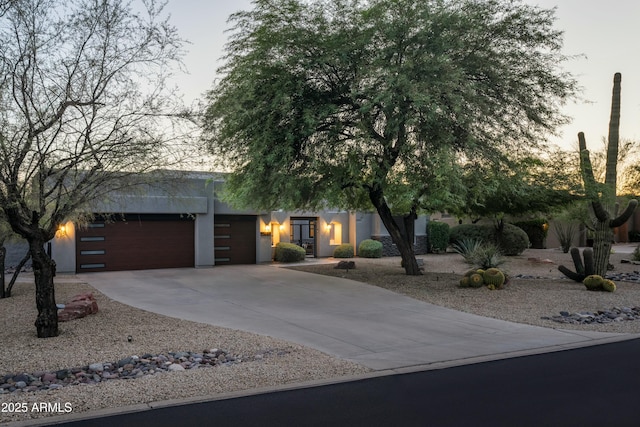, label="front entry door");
[290,217,317,257]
